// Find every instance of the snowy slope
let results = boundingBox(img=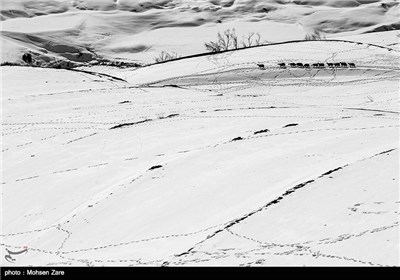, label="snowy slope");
[1,0,399,65]
[122,39,400,85]
[1,36,399,266]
